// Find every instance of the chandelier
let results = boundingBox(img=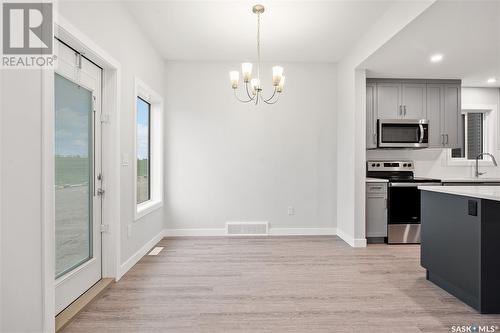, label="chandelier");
[229,4,285,105]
